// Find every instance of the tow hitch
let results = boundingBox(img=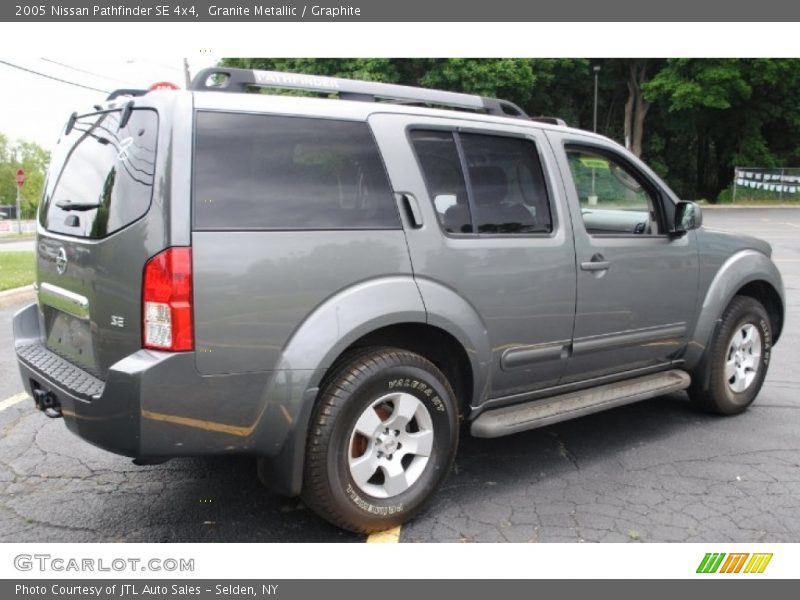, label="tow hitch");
[32,388,63,418]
